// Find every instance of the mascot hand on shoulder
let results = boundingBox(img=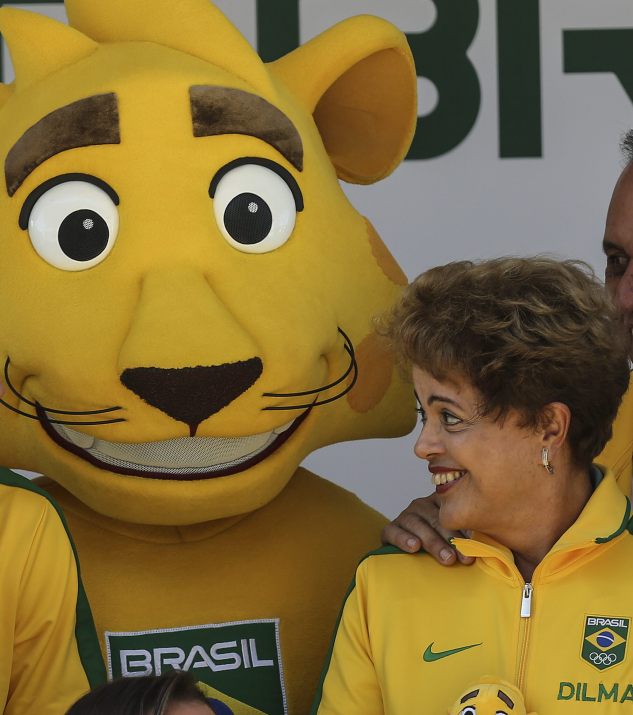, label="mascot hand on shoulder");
[448,677,537,715]
[0,1,416,713]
